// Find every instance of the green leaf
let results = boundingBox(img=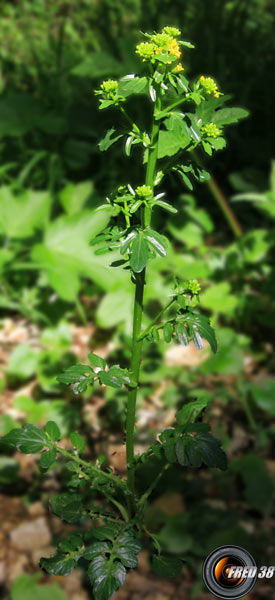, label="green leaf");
[40,553,76,576]
[175,322,189,346]
[144,228,167,257]
[11,574,68,600]
[7,344,39,380]
[51,493,83,523]
[40,447,56,469]
[92,525,118,541]
[183,312,217,353]
[71,52,122,78]
[31,209,113,302]
[99,128,123,152]
[45,421,61,442]
[99,366,134,389]
[154,199,177,213]
[0,186,51,239]
[176,397,210,425]
[69,432,86,454]
[212,107,249,126]
[57,364,94,393]
[0,428,23,449]
[88,353,106,370]
[157,131,189,158]
[163,322,173,343]
[250,379,275,415]
[84,541,110,560]
[130,230,148,273]
[231,454,273,514]
[200,282,238,316]
[176,432,227,470]
[88,555,126,600]
[60,181,93,216]
[118,76,148,98]
[17,424,47,454]
[114,532,142,568]
[151,555,183,578]
[58,533,83,553]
